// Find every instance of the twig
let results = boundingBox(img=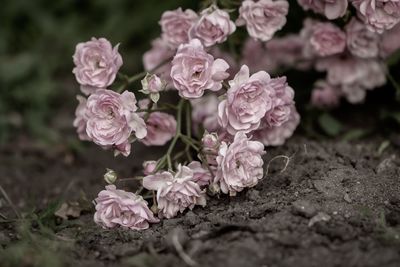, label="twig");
[0,212,7,220]
[0,184,21,219]
[172,233,197,267]
[264,153,295,178]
